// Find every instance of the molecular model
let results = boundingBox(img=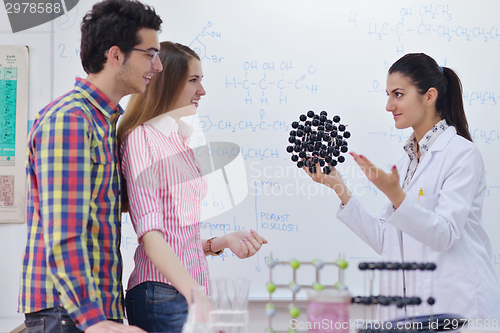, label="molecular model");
[264,253,349,333]
[286,110,351,174]
[353,262,446,333]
